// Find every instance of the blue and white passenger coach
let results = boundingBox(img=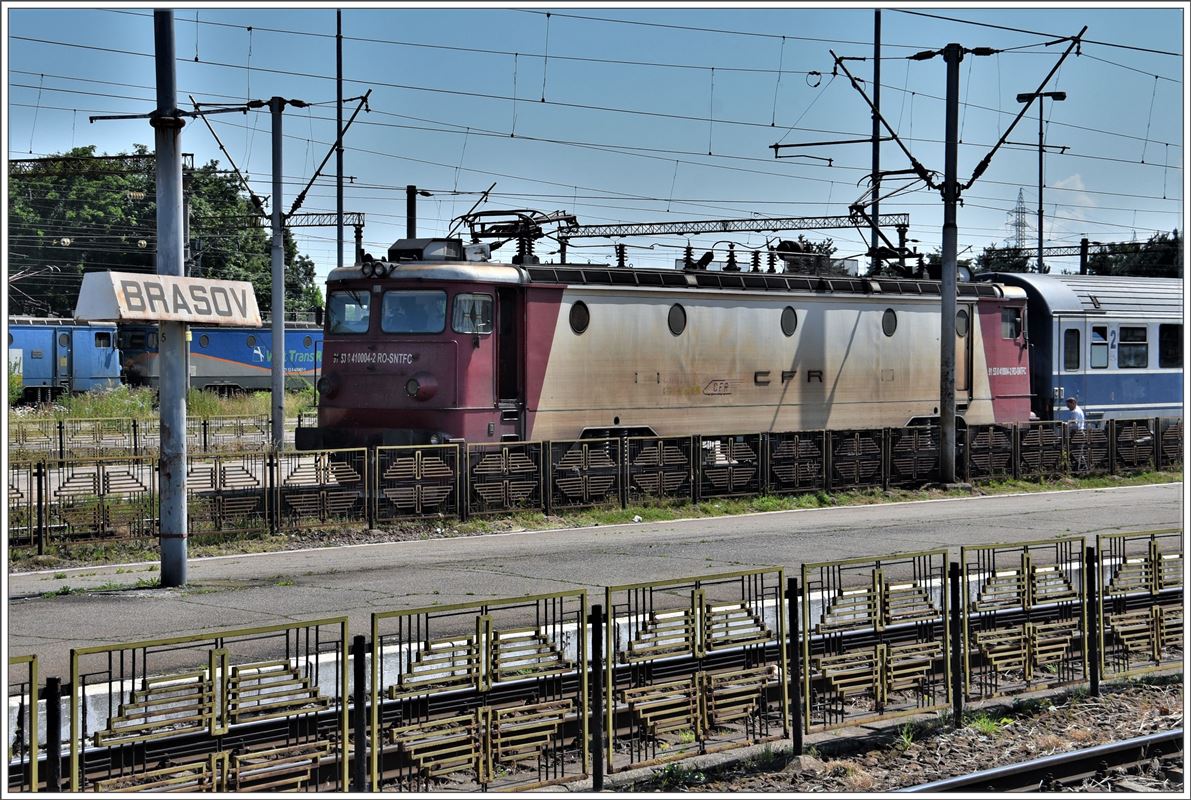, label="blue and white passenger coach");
[978,273,1182,422]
